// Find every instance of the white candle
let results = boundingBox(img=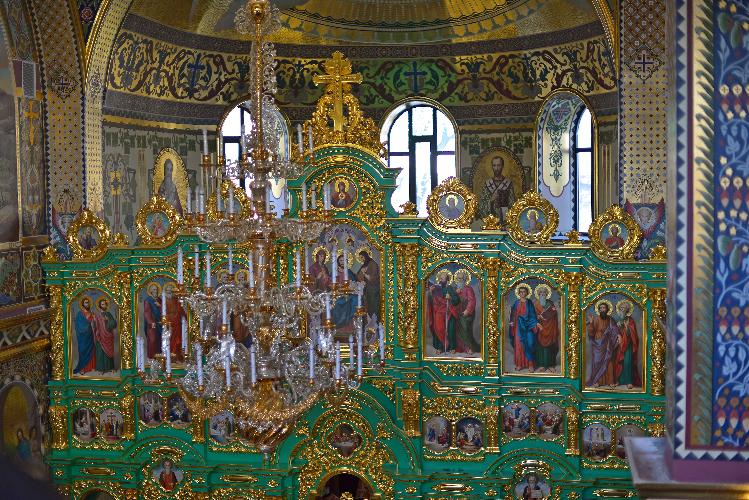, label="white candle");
[224,355,231,388]
[181,316,187,353]
[357,285,362,308]
[308,127,314,152]
[297,123,304,155]
[218,135,223,156]
[228,245,234,274]
[250,344,257,385]
[199,317,205,340]
[202,128,208,155]
[205,252,211,288]
[195,343,203,386]
[161,288,167,316]
[177,247,184,285]
[379,324,385,361]
[240,122,246,154]
[332,249,338,283]
[137,336,145,371]
[302,183,308,211]
[343,246,348,279]
[311,187,317,209]
[228,185,234,215]
[194,245,200,278]
[186,186,192,213]
[349,334,354,366]
[325,295,331,320]
[265,186,271,214]
[324,184,331,210]
[248,250,255,285]
[194,188,199,215]
[335,342,341,380]
[295,250,301,287]
[357,325,363,376]
[304,244,310,274]
[309,339,315,380]
[222,298,228,325]
[163,330,171,373]
[199,189,205,214]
